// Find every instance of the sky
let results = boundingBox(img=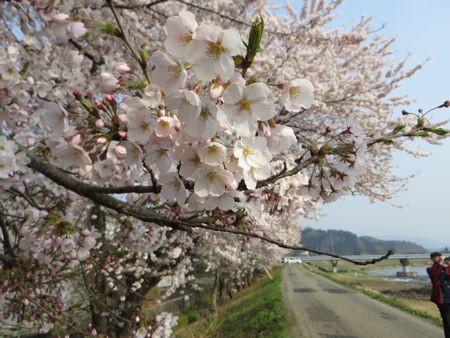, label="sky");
[294,1,450,247]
